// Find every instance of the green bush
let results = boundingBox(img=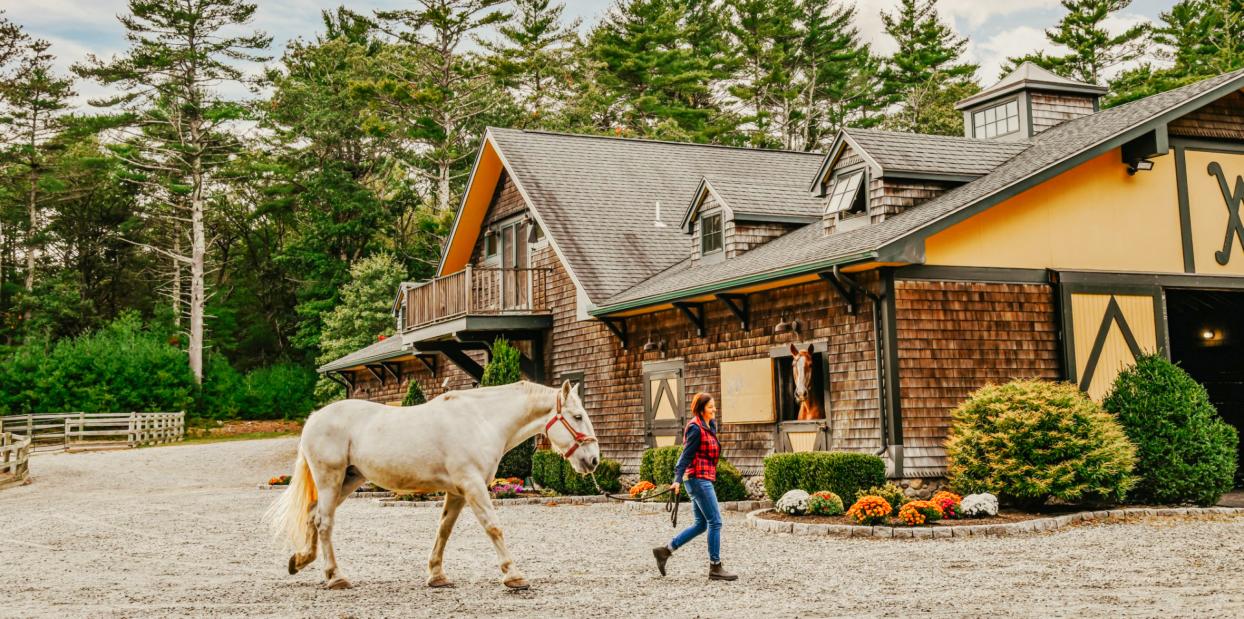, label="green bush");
[531,449,621,495]
[1103,354,1239,506]
[947,379,1137,507]
[640,445,747,501]
[401,380,426,406]
[856,482,909,510]
[0,312,195,414]
[198,354,245,419]
[481,337,531,478]
[763,452,887,502]
[239,363,318,420]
